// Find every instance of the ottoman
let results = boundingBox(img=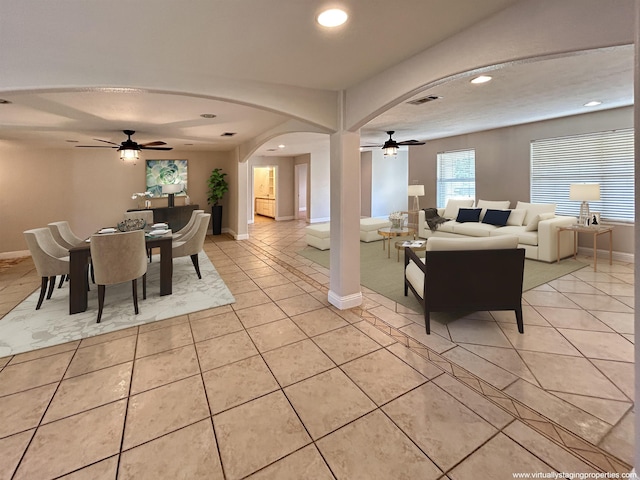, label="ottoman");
[305,223,331,250]
[360,217,391,242]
